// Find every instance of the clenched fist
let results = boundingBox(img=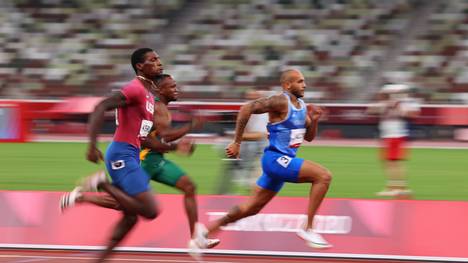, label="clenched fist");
[307,104,323,121]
